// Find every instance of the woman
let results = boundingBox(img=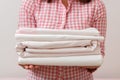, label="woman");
[18,0,107,79]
